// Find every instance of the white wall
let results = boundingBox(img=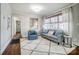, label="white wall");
[12,16,20,37]
[14,14,42,37]
[0,4,1,54]
[72,4,79,46]
[12,17,15,37]
[1,3,12,54]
